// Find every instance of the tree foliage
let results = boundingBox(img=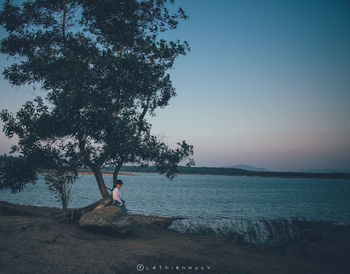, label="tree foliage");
[0,155,37,193]
[0,0,194,198]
